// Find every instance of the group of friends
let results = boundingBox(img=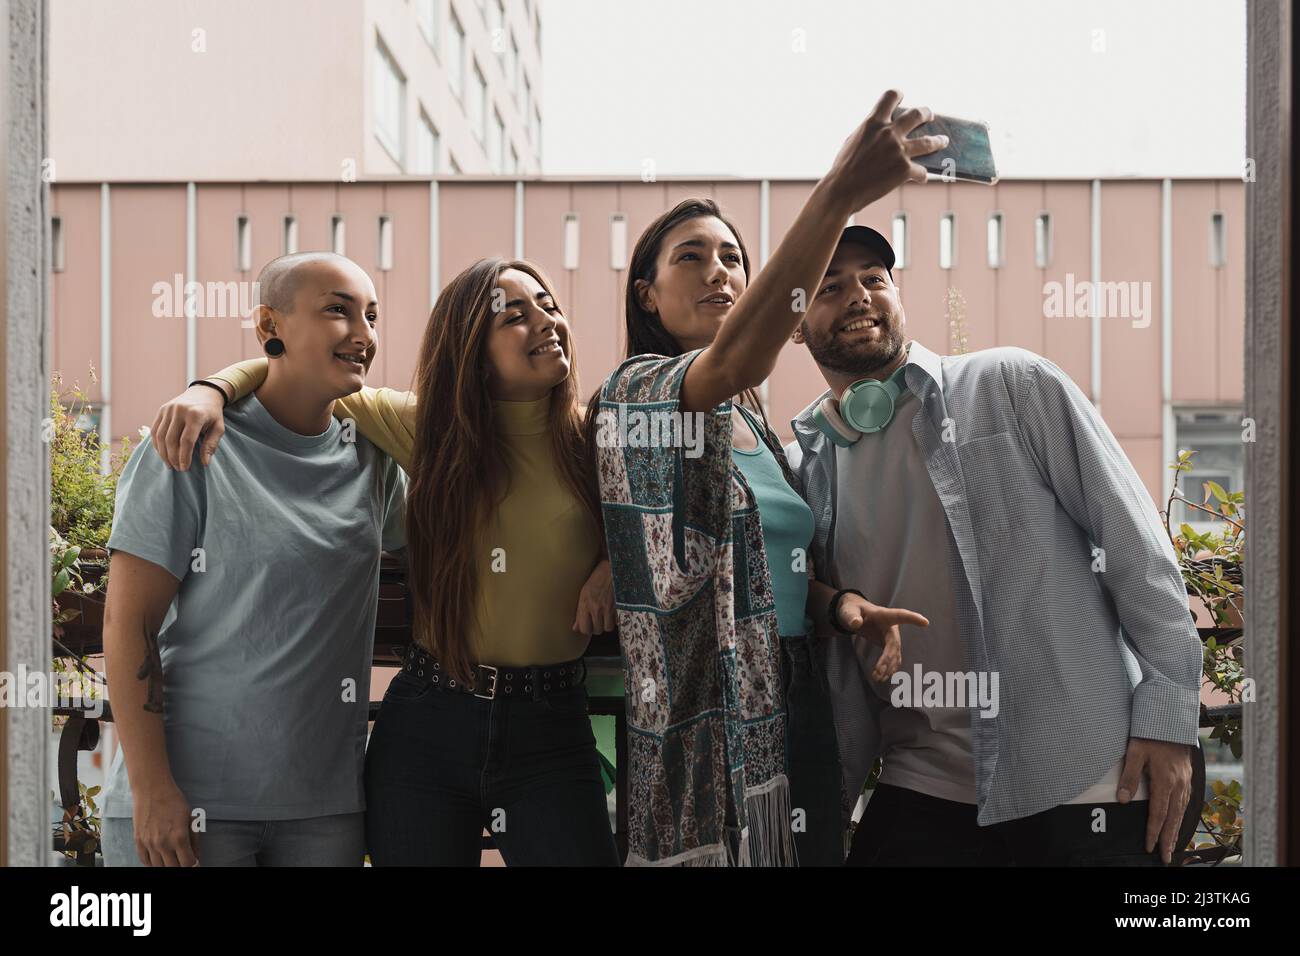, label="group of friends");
[98,91,1203,868]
